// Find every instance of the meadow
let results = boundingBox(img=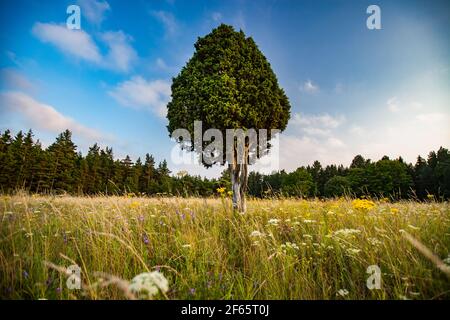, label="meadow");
[1,193,449,300]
